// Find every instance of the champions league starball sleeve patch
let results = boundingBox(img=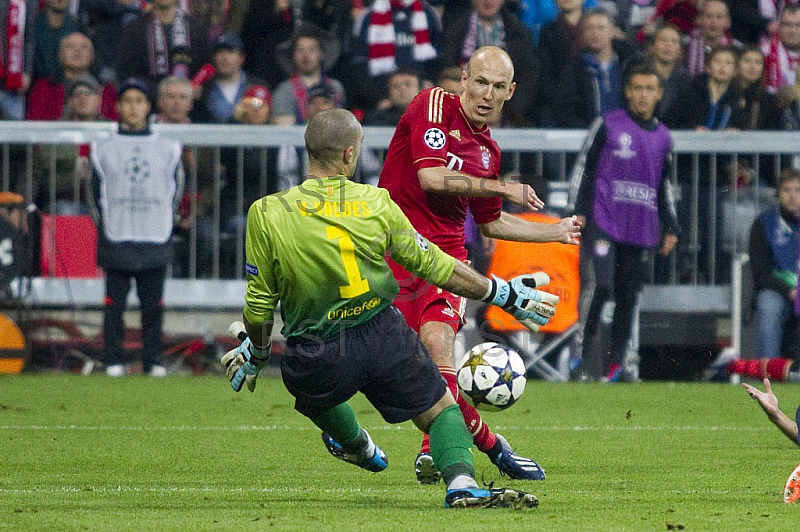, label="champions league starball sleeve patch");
[423,128,446,150]
[414,231,429,251]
